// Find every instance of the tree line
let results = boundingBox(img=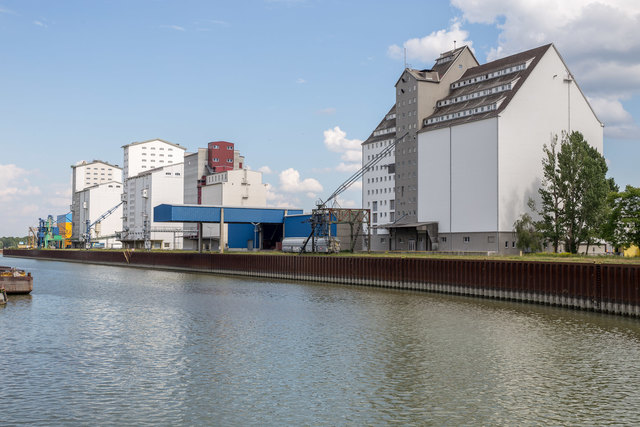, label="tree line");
[0,236,29,249]
[515,131,640,254]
